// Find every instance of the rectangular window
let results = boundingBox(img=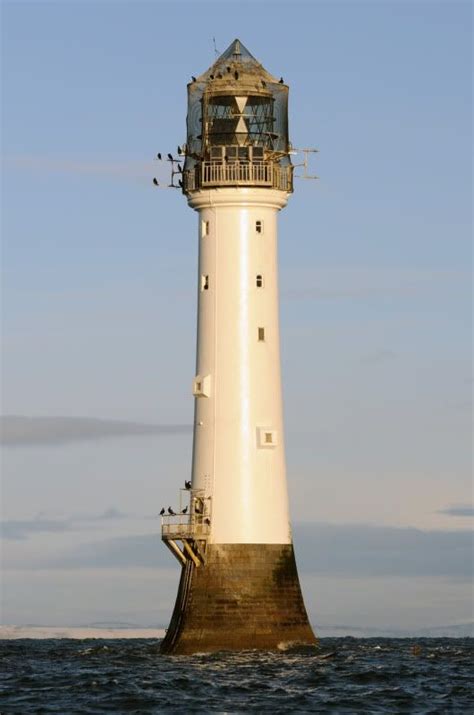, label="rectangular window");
[193,374,211,397]
[258,427,278,448]
[226,146,238,161]
[201,275,209,291]
[201,220,209,237]
[255,220,263,234]
[258,327,265,341]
